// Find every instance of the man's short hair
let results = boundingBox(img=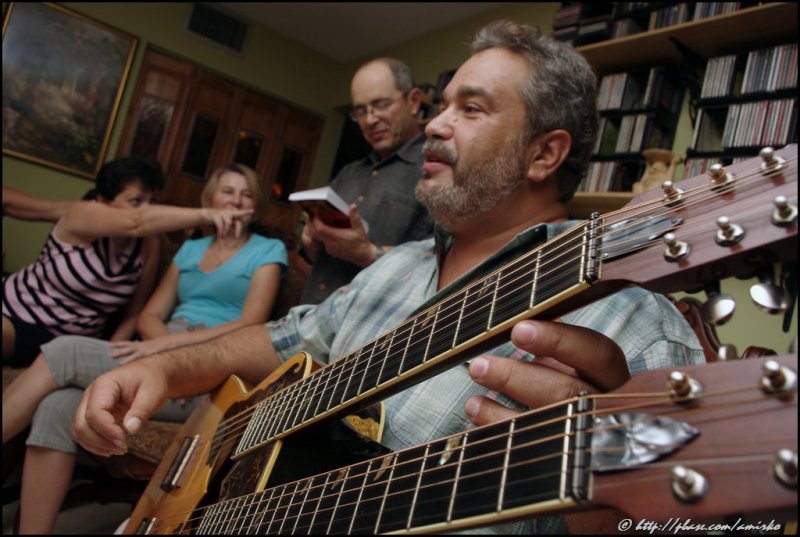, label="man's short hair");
[363,57,417,95]
[472,20,599,202]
